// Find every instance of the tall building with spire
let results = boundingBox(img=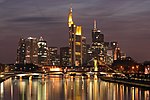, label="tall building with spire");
[91,20,105,65]
[68,7,82,67]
